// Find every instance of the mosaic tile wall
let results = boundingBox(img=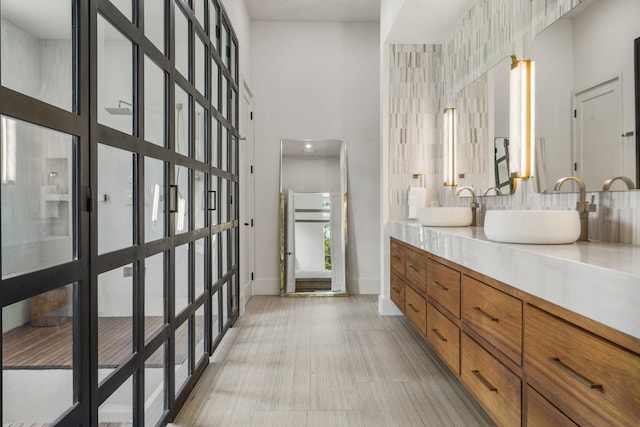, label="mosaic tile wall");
[388,0,640,245]
[389,45,442,220]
